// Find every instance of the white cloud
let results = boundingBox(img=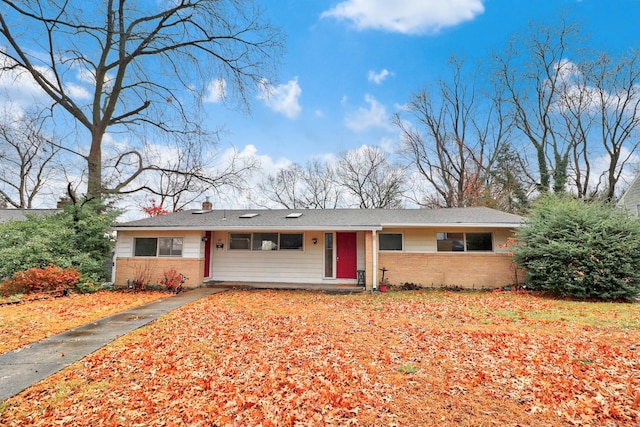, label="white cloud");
[368,69,393,84]
[321,0,485,35]
[258,78,302,119]
[64,83,91,100]
[344,94,393,131]
[204,78,227,103]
